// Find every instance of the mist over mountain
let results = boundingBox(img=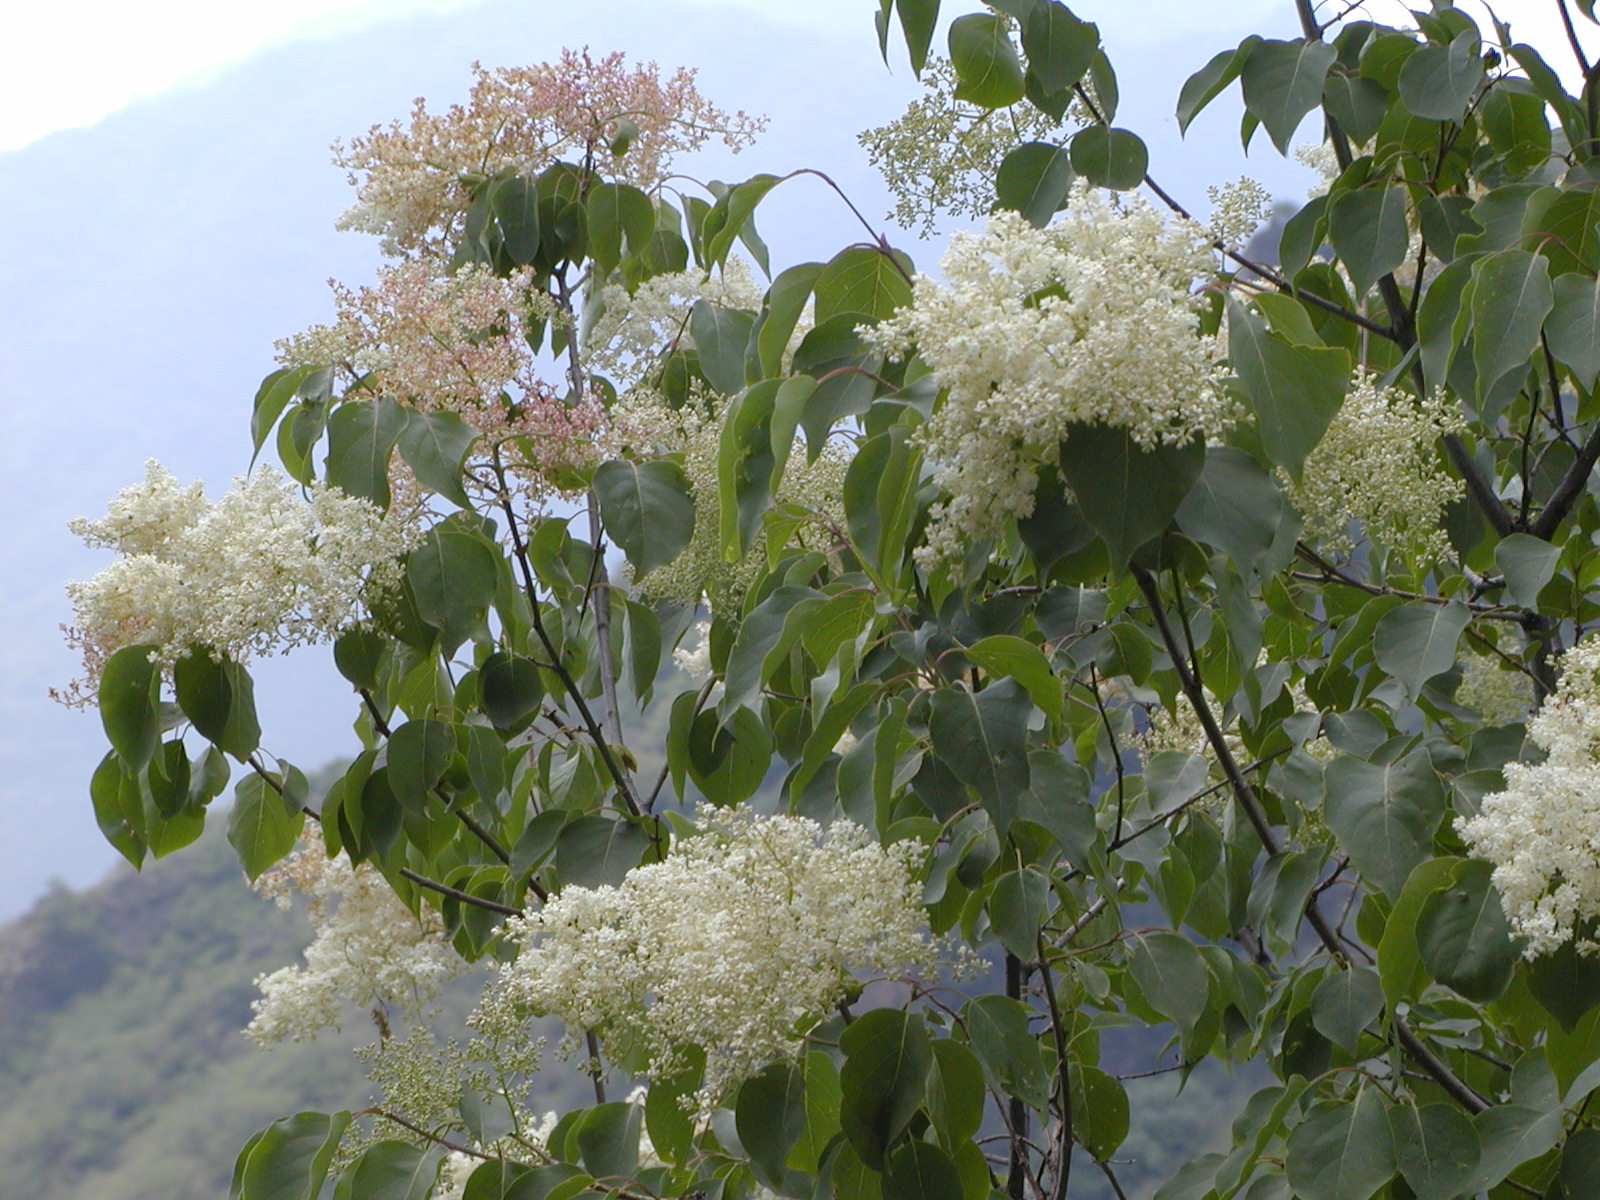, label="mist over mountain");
[0,0,1301,918]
